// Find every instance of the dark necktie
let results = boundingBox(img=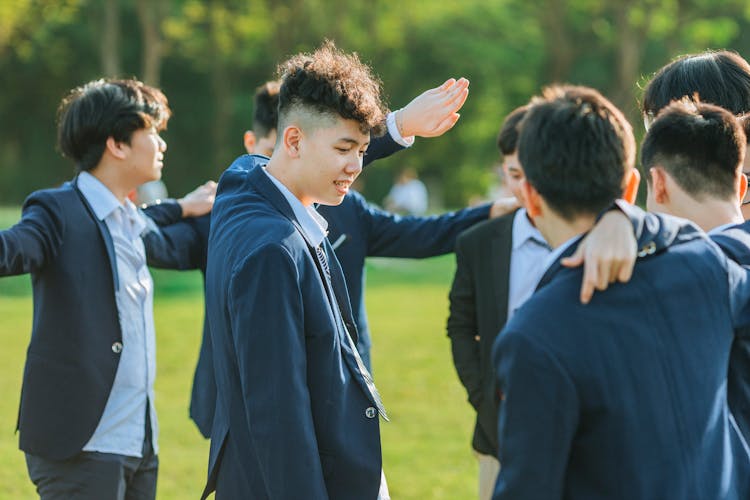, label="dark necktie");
[315,245,389,421]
